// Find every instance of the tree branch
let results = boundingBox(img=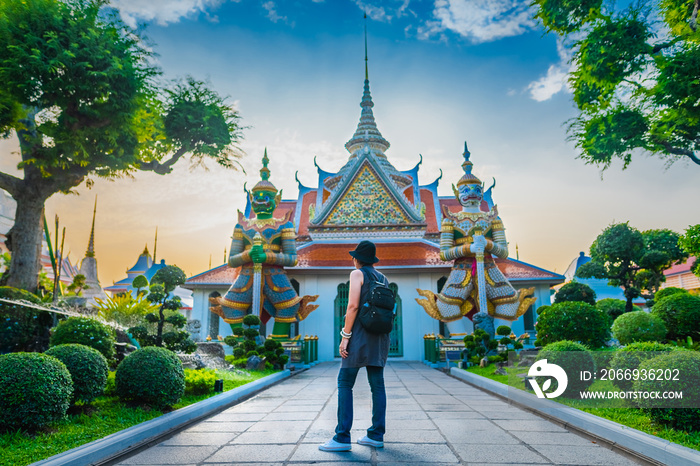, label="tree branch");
[660,142,700,165]
[0,172,23,197]
[138,146,189,175]
[691,0,699,32]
